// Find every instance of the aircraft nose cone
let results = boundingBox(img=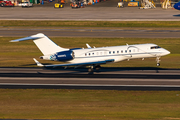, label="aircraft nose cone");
[174,2,180,10]
[165,50,170,55]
